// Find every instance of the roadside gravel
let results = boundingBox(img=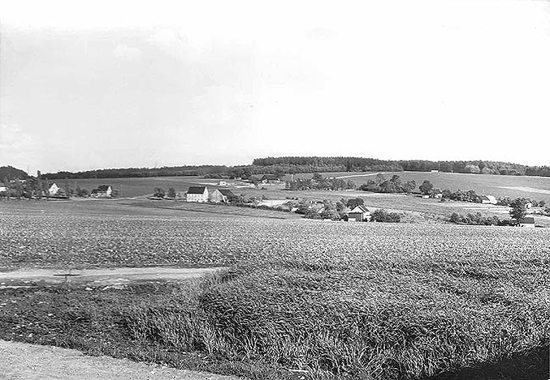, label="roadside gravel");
[0,340,241,380]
